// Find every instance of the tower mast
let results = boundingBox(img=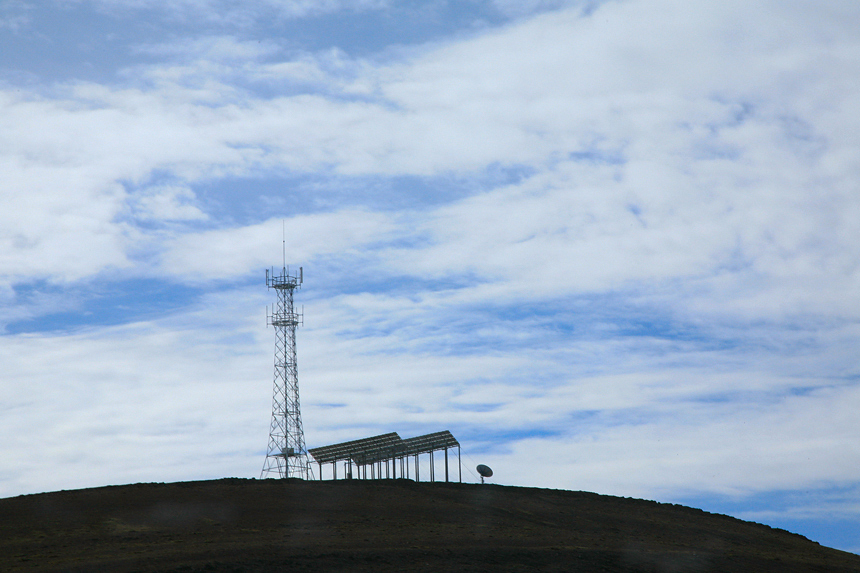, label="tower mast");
[261,262,309,479]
